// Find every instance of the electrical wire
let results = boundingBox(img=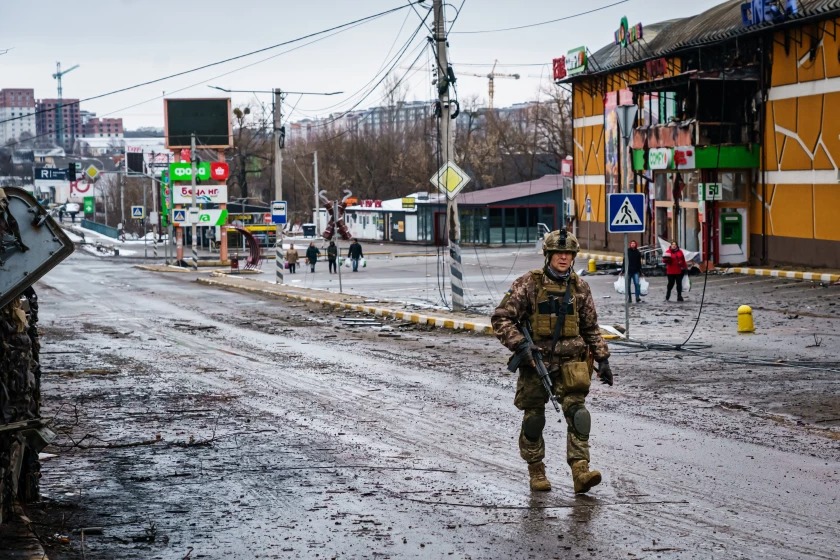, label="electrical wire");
[450,0,631,34]
[0,2,423,128]
[1,8,409,150]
